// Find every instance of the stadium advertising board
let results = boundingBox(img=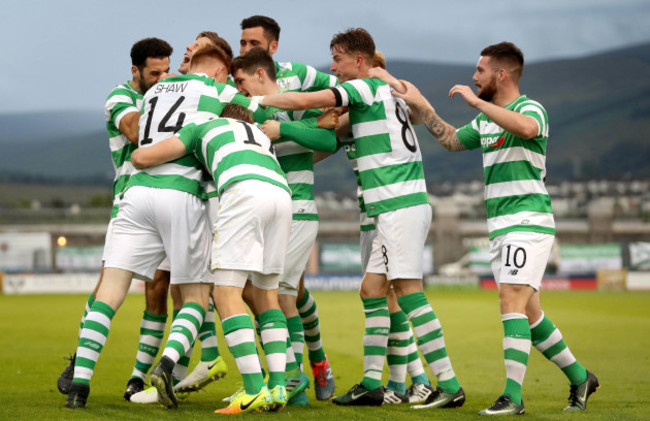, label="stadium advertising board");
[629,242,650,270]
[0,232,51,272]
[558,244,622,273]
[56,246,104,272]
